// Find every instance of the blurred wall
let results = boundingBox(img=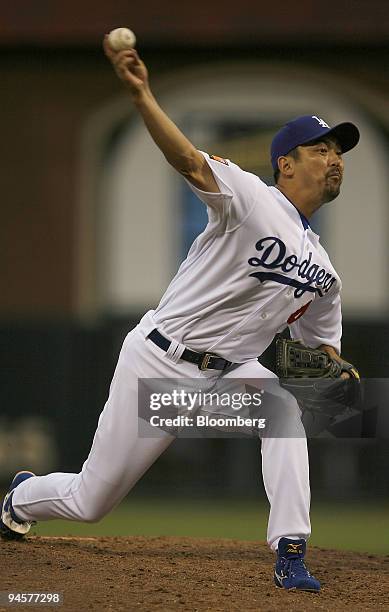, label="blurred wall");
[2,46,389,319]
[1,1,389,46]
